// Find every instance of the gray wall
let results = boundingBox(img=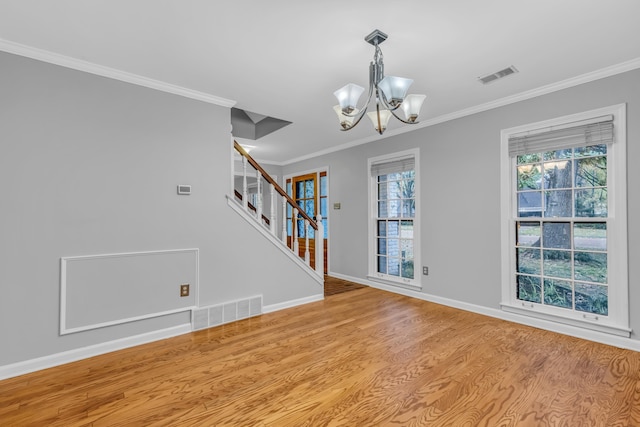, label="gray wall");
[0,52,320,366]
[284,69,640,341]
